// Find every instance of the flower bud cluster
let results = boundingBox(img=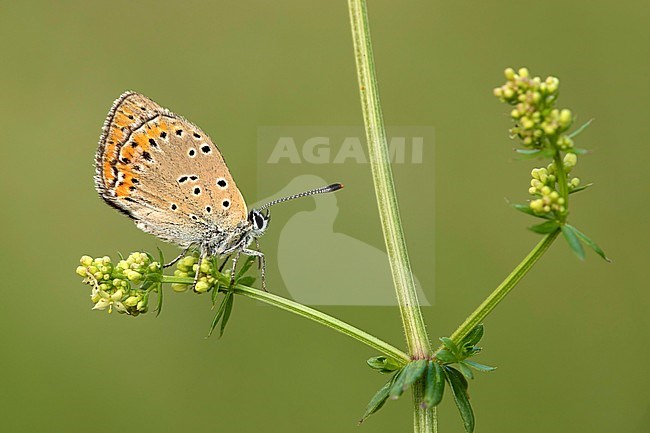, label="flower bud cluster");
[494,68,573,149]
[171,254,219,294]
[76,253,160,316]
[528,154,581,215]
